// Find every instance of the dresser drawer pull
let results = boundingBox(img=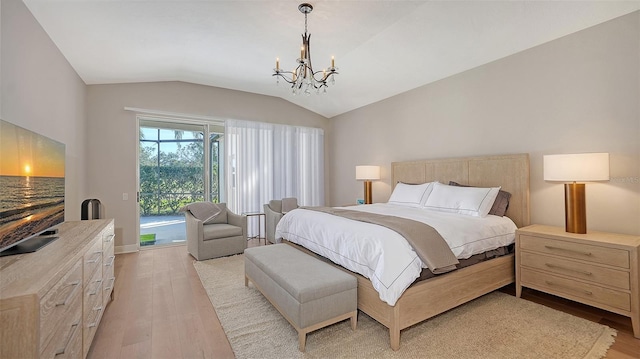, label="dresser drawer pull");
[544,280,593,296]
[86,251,103,264]
[544,263,593,276]
[544,245,592,257]
[88,306,104,327]
[105,255,116,267]
[104,234,115,243]
[54,321,80,356]
[56,281,81,306]
[89,279,103,296]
